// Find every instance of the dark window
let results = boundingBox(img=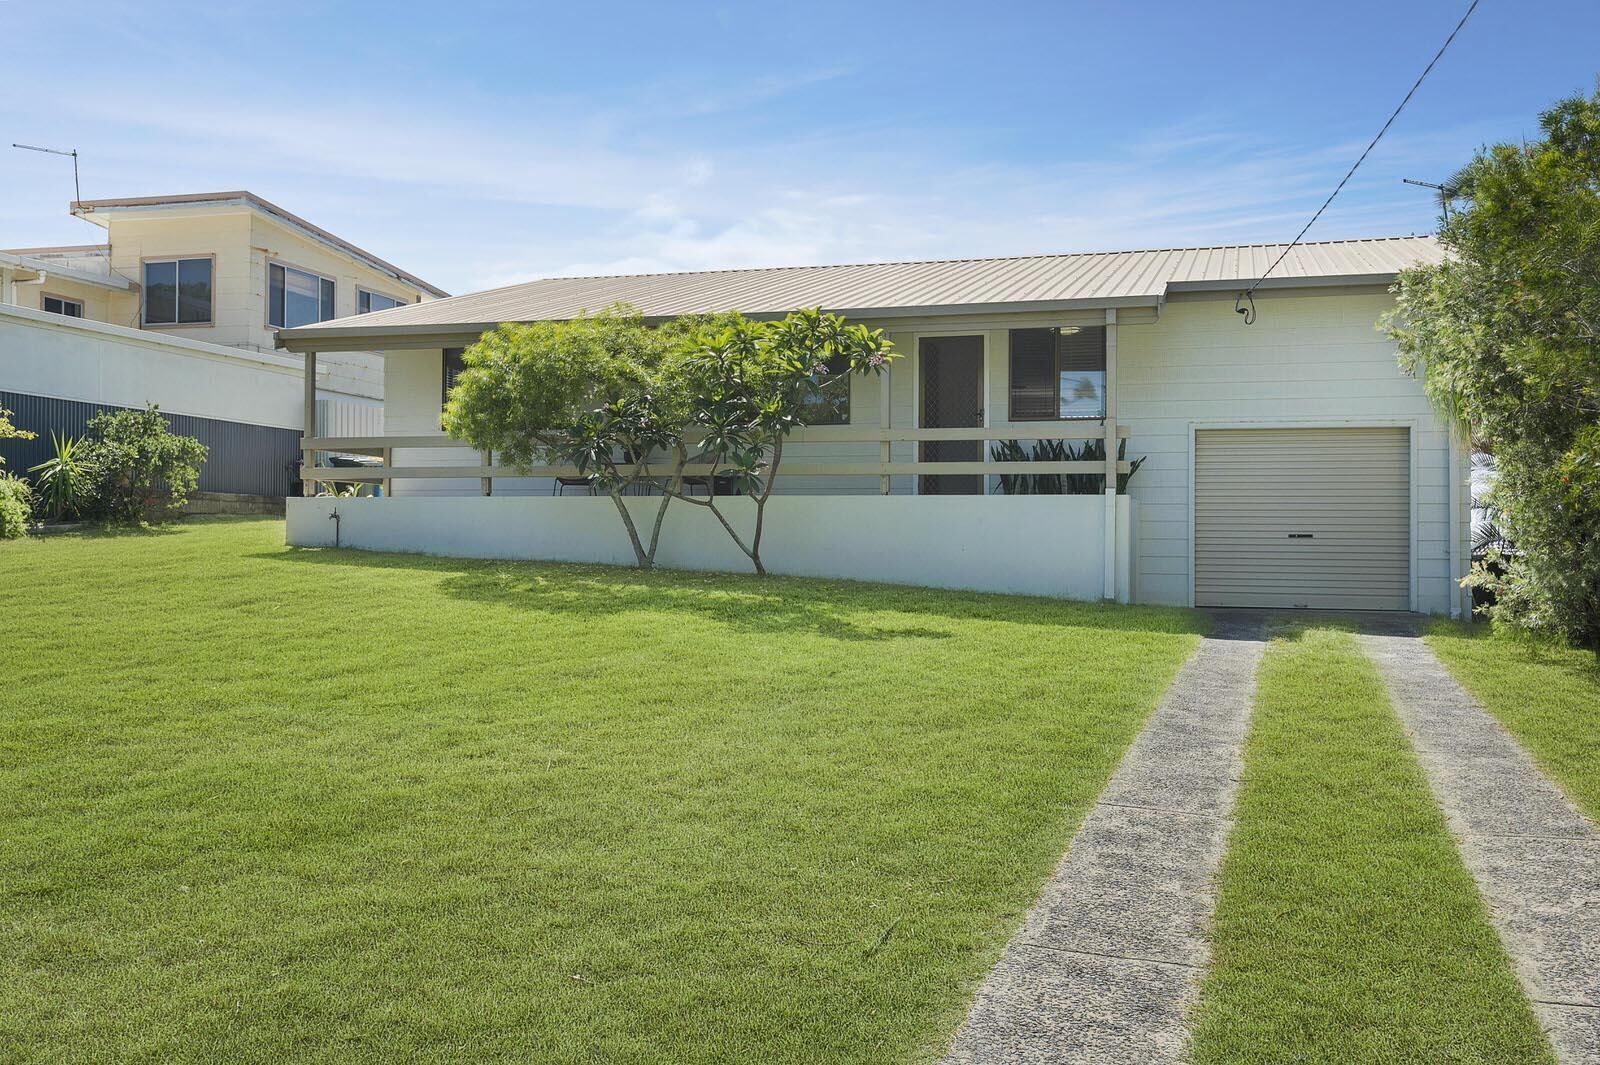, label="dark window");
[42,295,84,318]
[269,263,336,328]
[143,258,212,325]
[1008,326,1106,420]
[359,289,406,314]
[801,354,851,425]
[442,347,466,411]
